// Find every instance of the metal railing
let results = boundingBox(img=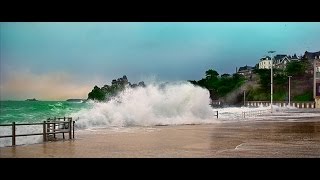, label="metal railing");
[246,101,315,108]
[241,109,271,119]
